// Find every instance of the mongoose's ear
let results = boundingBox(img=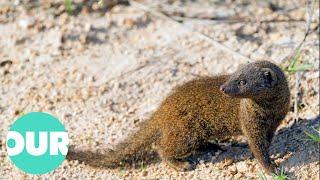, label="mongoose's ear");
[261,68,277,87]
